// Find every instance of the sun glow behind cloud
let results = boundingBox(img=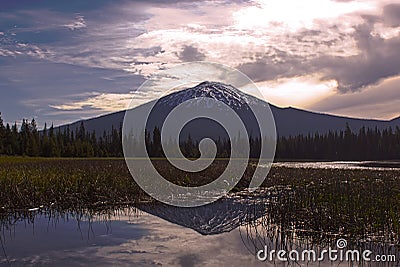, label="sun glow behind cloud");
[126,0,373,76]
[233,0,376,31]
[257,76,338,108]
[50,93,134,112]
[309,75,400,120]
